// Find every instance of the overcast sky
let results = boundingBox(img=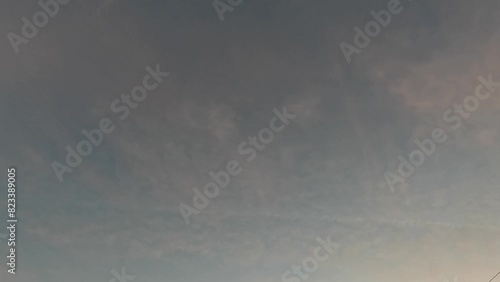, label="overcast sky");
[1,0,500,282]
